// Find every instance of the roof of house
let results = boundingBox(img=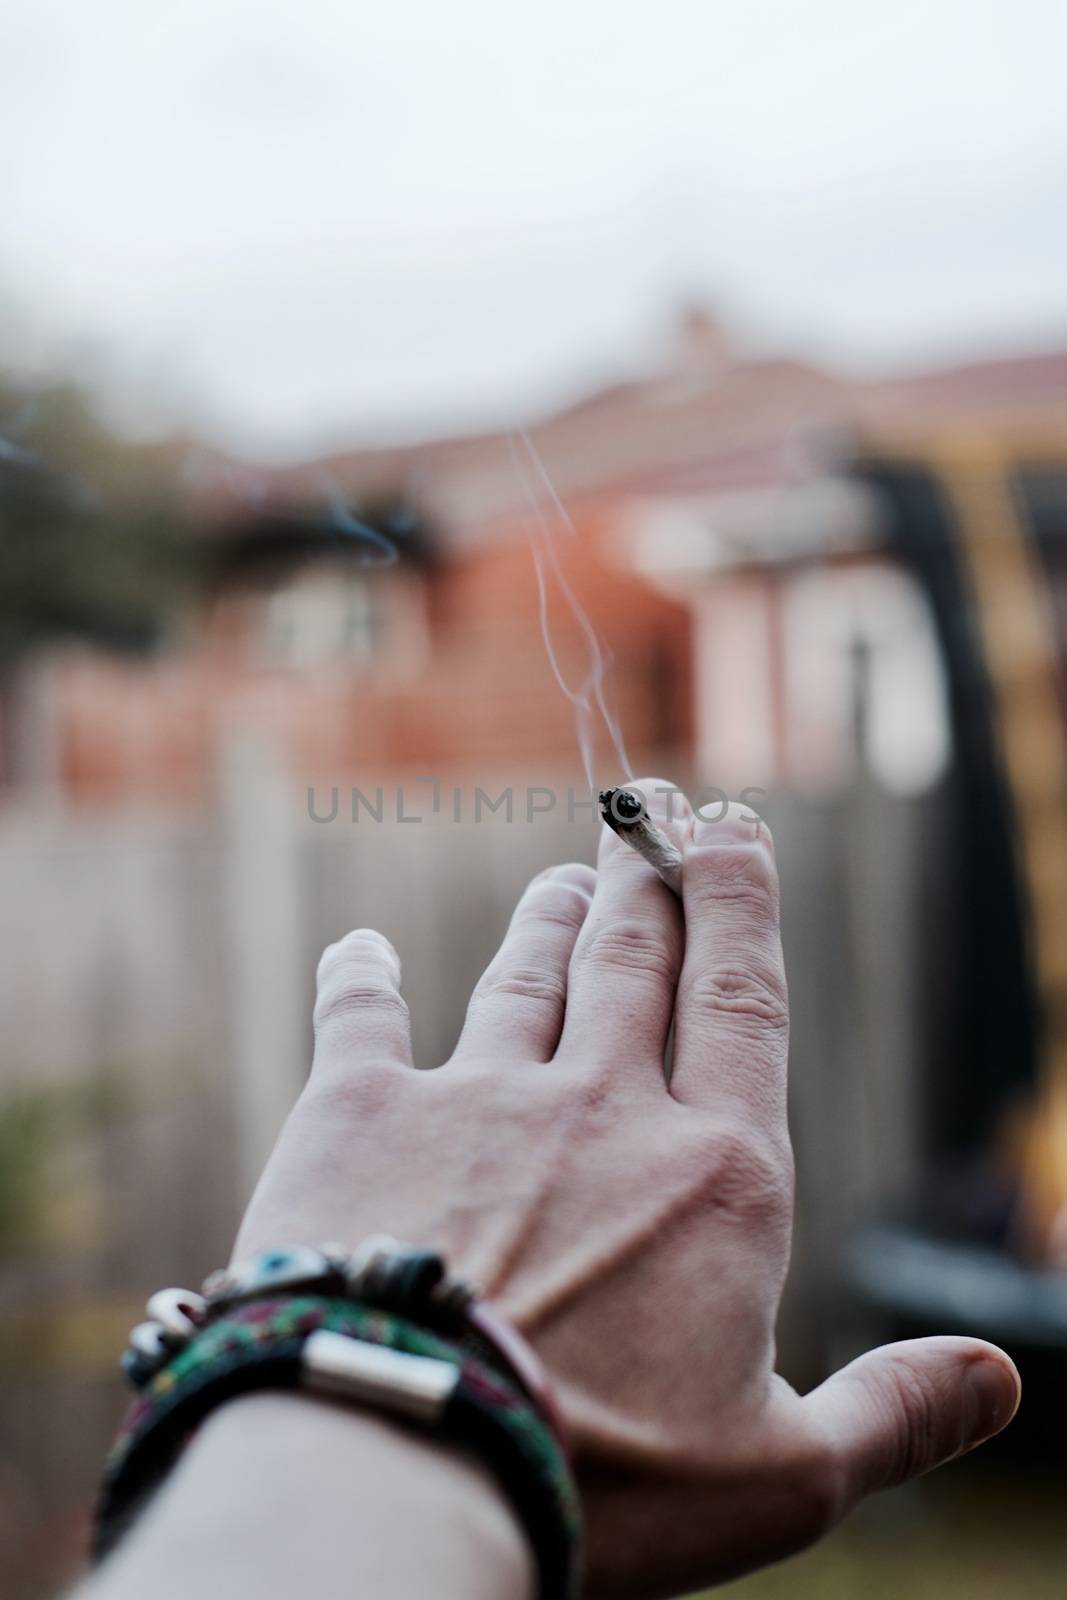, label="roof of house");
[204,311,1067,556]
